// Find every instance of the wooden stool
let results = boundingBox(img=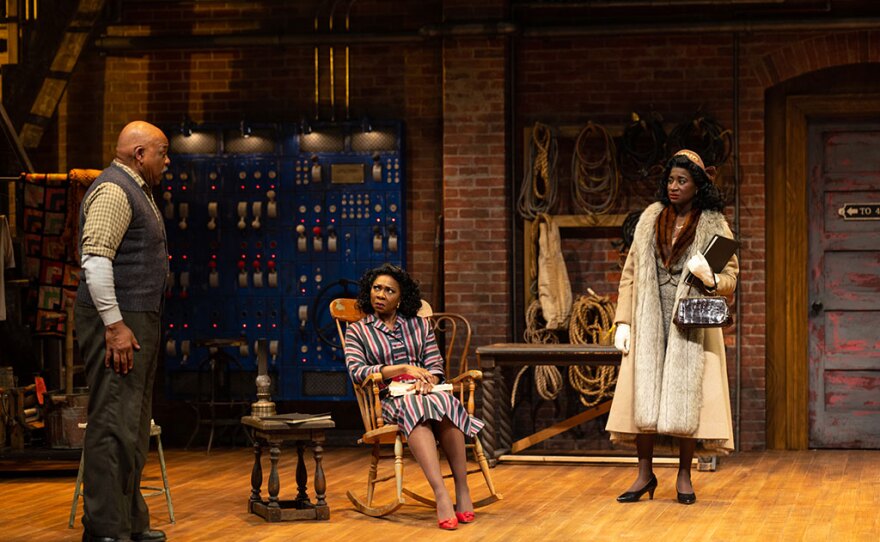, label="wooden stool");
[68,420,175,528]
